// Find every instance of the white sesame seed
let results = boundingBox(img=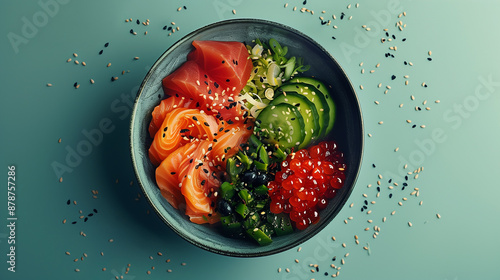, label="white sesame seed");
[436,213,441,219]
[408,222,412,227]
